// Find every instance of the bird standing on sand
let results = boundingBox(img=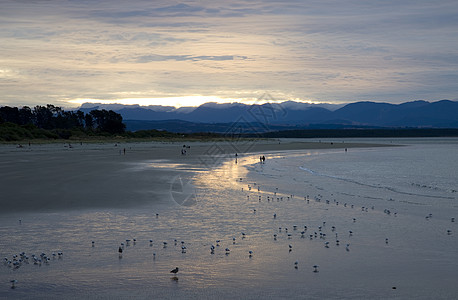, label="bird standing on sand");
[170,267,179,274]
